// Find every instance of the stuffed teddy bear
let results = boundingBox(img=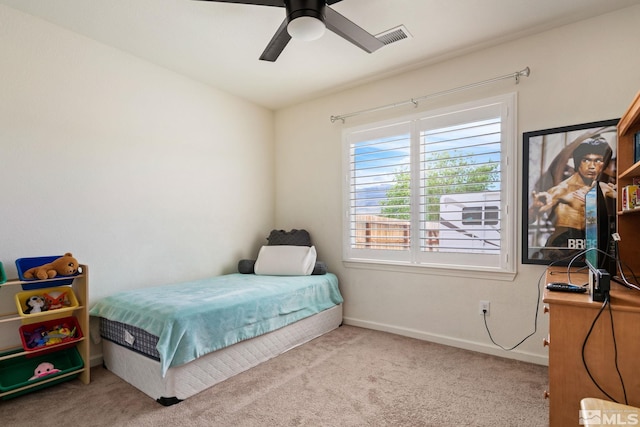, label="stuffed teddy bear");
[23,253,79,280]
